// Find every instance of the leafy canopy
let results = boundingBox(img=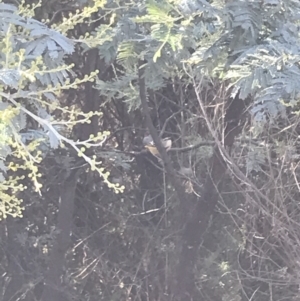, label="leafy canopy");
[0,0,124,220]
